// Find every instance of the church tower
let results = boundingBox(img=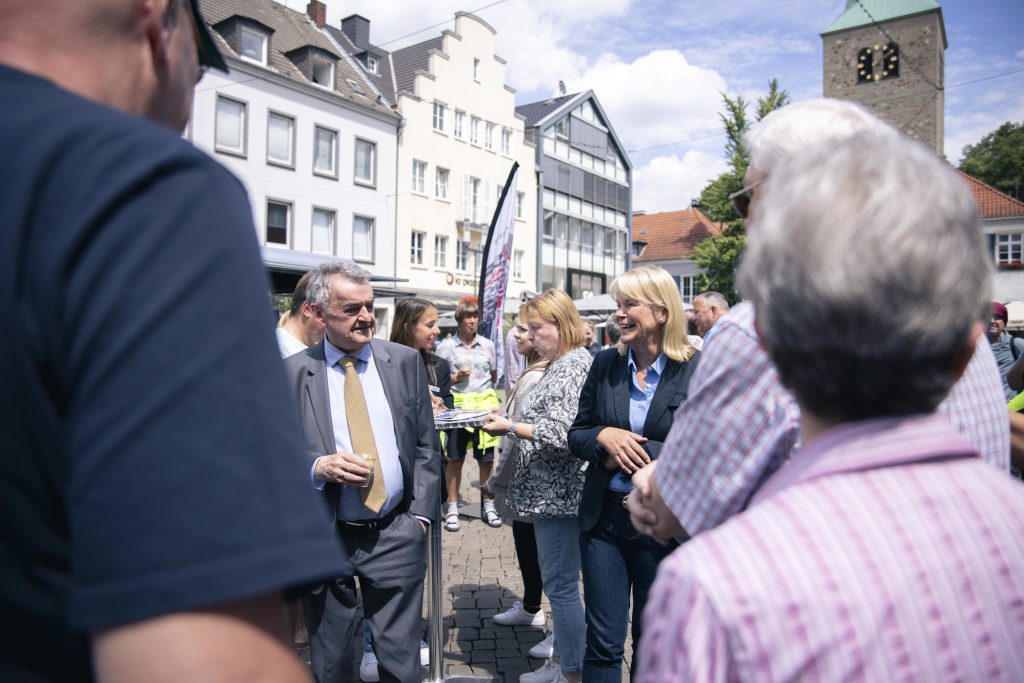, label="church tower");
[821,0,946,156]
